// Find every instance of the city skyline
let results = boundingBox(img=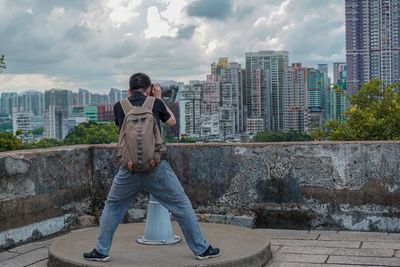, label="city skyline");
[0,0,344,92]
